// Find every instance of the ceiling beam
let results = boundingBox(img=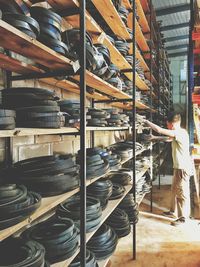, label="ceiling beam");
[168,51,188,58]
[166,44,188,51]
[156,3,190,16]
[160,22,189,32]
[164,35,189,42]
